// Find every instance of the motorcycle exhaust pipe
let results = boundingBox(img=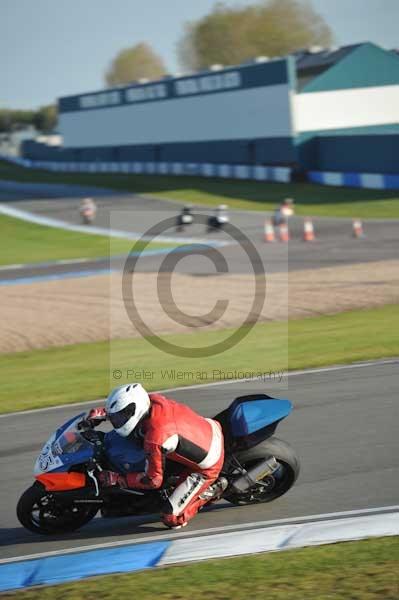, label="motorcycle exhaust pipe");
[231,457,279,493]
